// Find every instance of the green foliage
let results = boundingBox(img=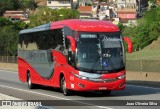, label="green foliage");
[0,7,79,56]
[85,3,92,6]
[149,0,156,3]
[117,22,125,31]
[0,0,36,15]
[19,0,37,10]
[13,21,29,30]
[122,6,160,51]
[0,17,13,26]
[149,0,158,8]
[0,17,28,56]
[28,7,79,28]
[0,0,20,15]
[57,8,79,20]
[0,25,18,56]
